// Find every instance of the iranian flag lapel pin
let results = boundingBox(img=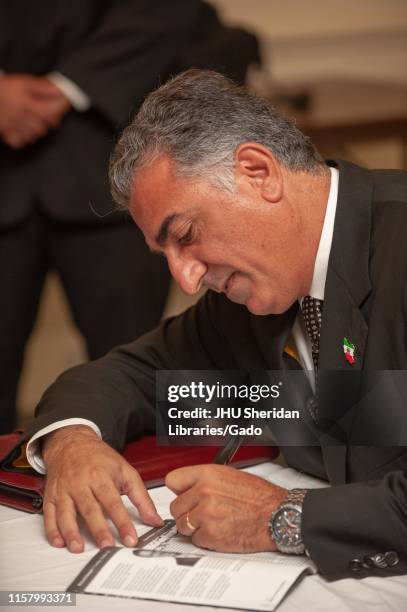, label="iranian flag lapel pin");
[343,337,356,365]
